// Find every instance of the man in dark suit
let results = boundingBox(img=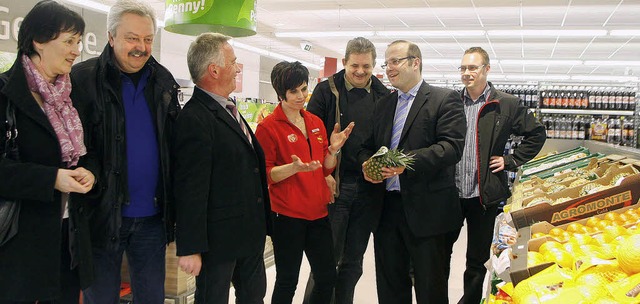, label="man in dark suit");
[172,32,271,304]
[358,40,466,304]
